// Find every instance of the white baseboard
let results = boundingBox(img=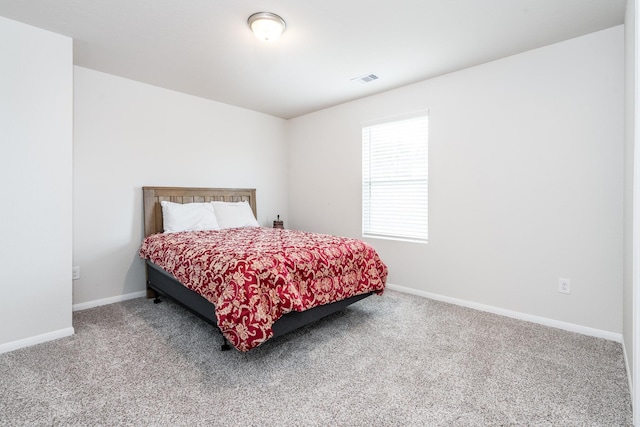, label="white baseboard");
[622,338,633,403]
[386,283,623,343]
[0,327,75,355]
[0,292,146,355]
[73,291,147,312]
